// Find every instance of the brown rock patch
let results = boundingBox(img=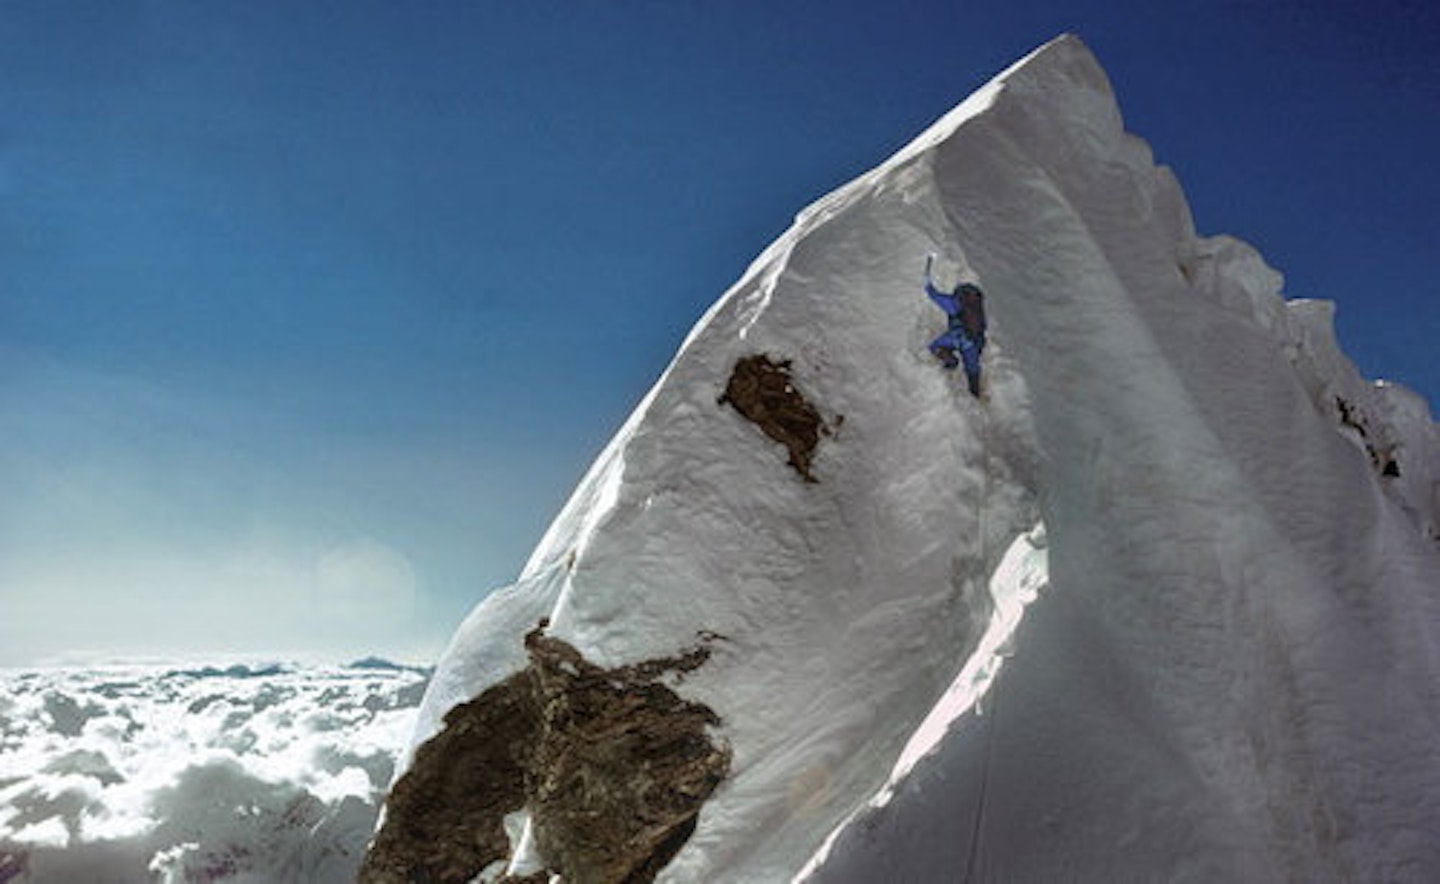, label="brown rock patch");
[360,623,729,884]
[718,354,834,483]
[359,668,539,884]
